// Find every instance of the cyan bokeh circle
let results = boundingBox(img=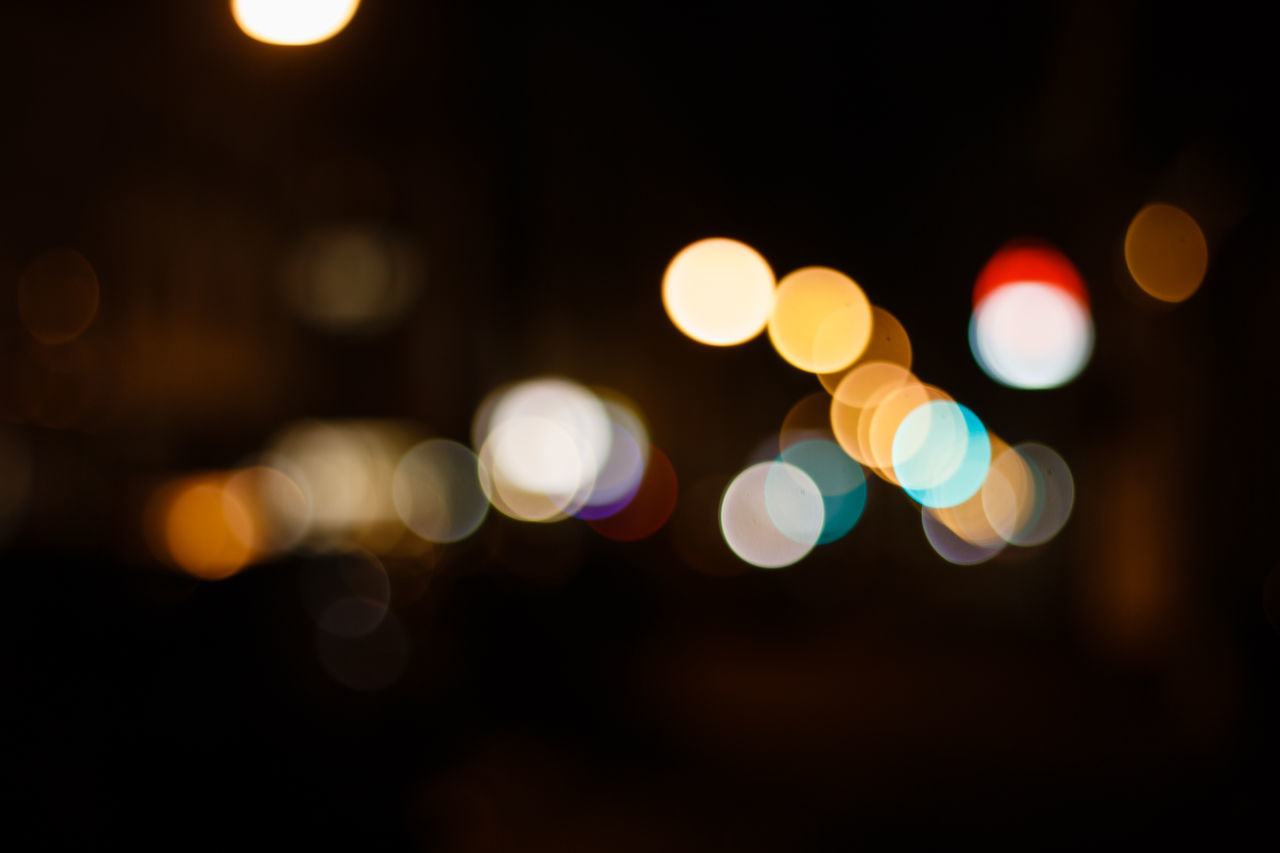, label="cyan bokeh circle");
[892,401,991,508]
